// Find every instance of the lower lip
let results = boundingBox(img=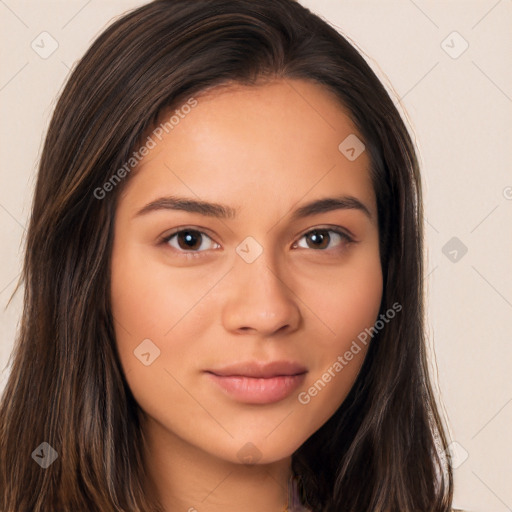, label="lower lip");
[206,372,307,404]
